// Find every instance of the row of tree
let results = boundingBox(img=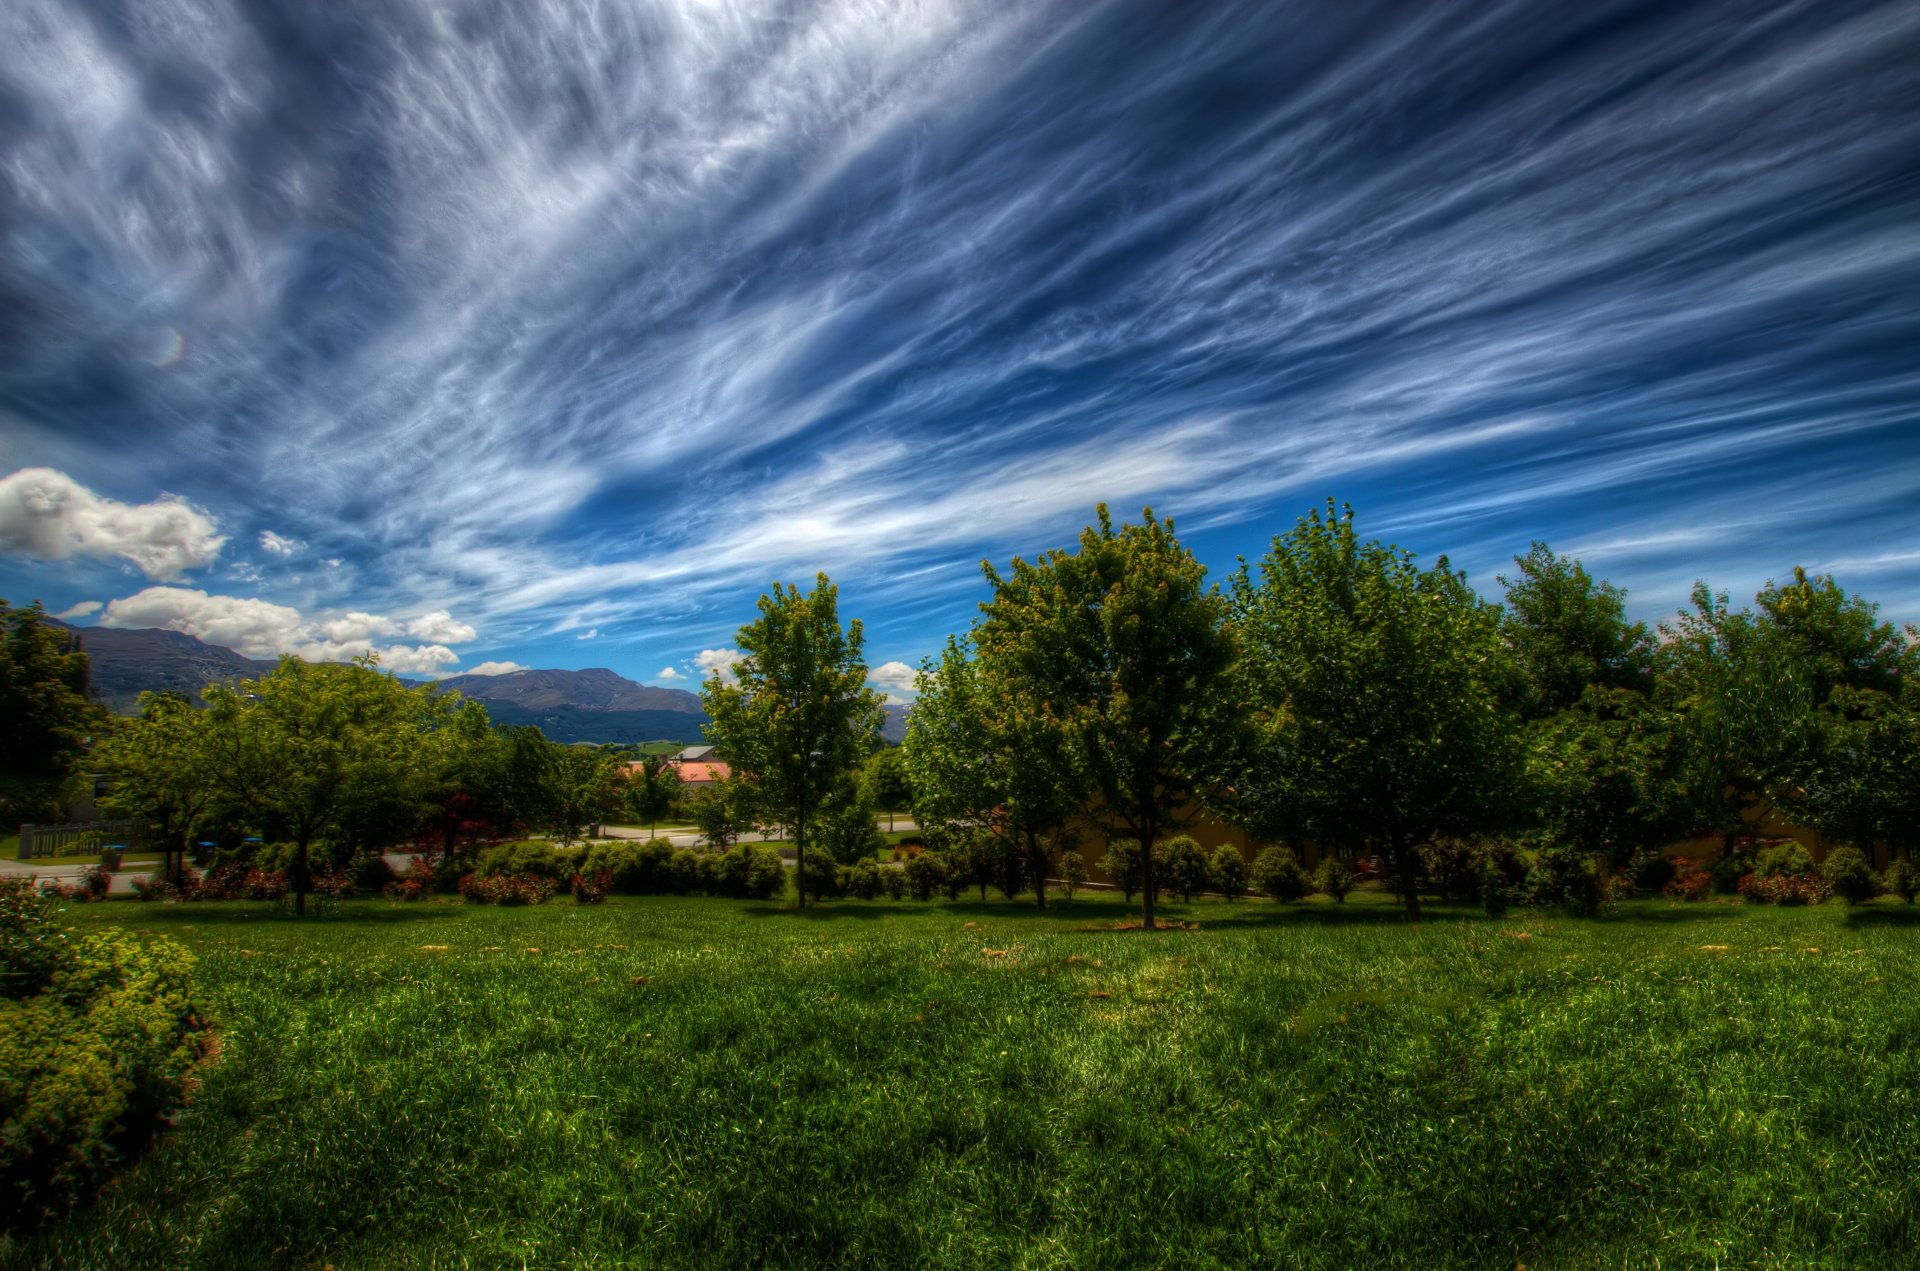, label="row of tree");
[901,501,1920,924]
